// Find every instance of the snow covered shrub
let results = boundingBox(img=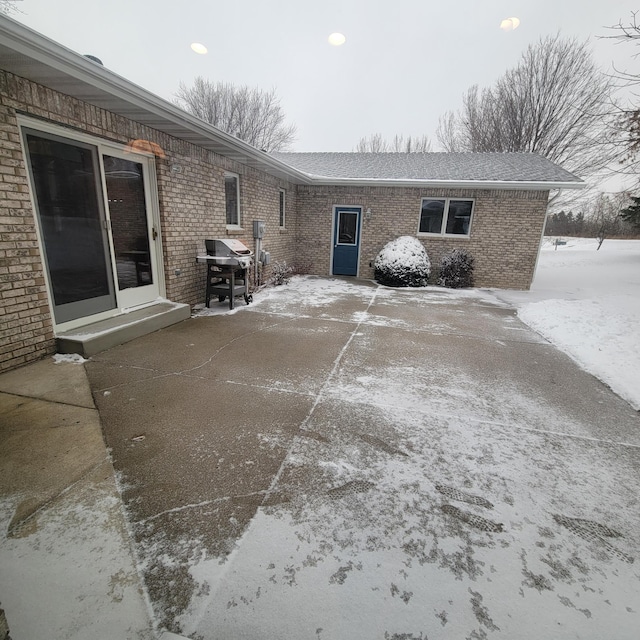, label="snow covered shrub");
[374,236,431,287]
[437,249,474,288]
[270,261,293,286]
